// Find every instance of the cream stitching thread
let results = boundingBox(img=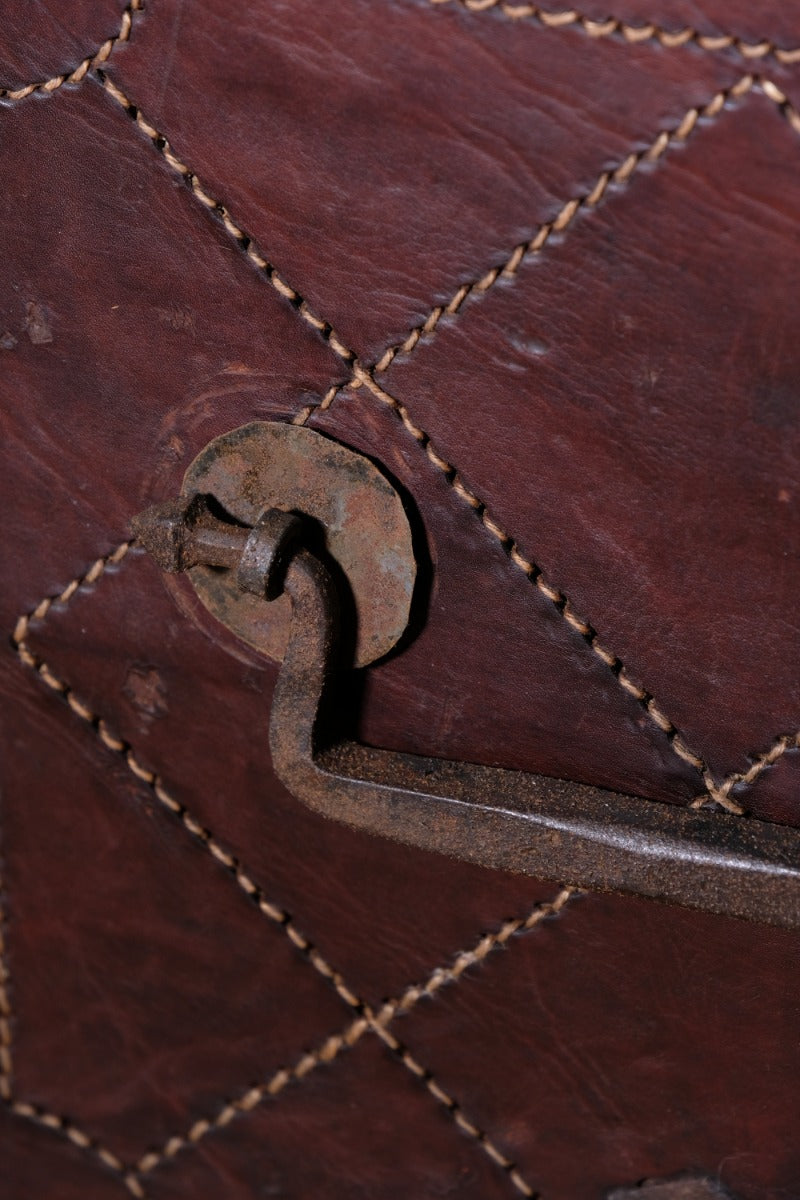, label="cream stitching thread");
[349,366,740,811]
[427,0,800,65]
[130,1016,369,1183]
[5,1100,141,1197]
[691,729,800,810]
[372,1024,537,1195]
[373,886,577,1023]
[0,0,143,103]
[96,72,360,375]
[299,76,754,435]
[373,75,754,375]
[130,888,576,1188]
[318,75,800,813]
[11,553,378,1014]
